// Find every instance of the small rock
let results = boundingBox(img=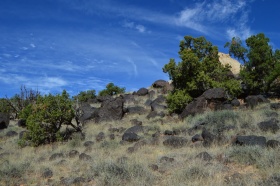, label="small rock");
[192,134,203,143]
[235,135,266,147]
[258,118,279,133]
[41,168,53,178]
[109,133,115,140]
[159,156,174,163]
[163,136,188,148]
[17,119,26,128]
[96,132,105,142]
[79,153,92,161]
[164,130,173,136]
[122,132,140,142]
[149,164,159,171]
[267,140,280,148]
[83,141,94,147]
[68,150,80,158]
[6,131,18,137]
